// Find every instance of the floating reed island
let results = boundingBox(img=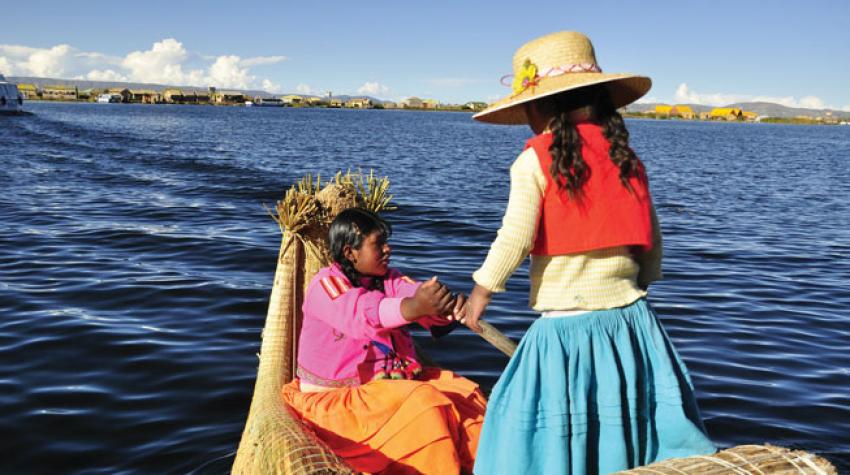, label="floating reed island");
[231,171,837,474]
